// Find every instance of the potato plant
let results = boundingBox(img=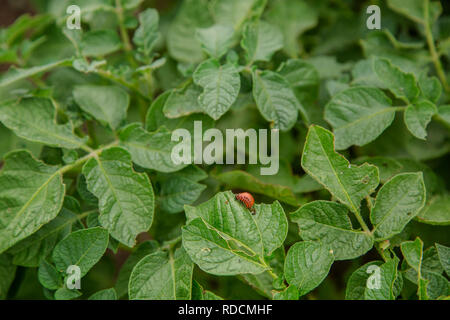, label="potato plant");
[0,0,449,300]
